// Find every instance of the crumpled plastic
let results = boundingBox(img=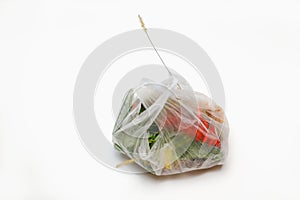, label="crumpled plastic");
[112,72,229,176]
